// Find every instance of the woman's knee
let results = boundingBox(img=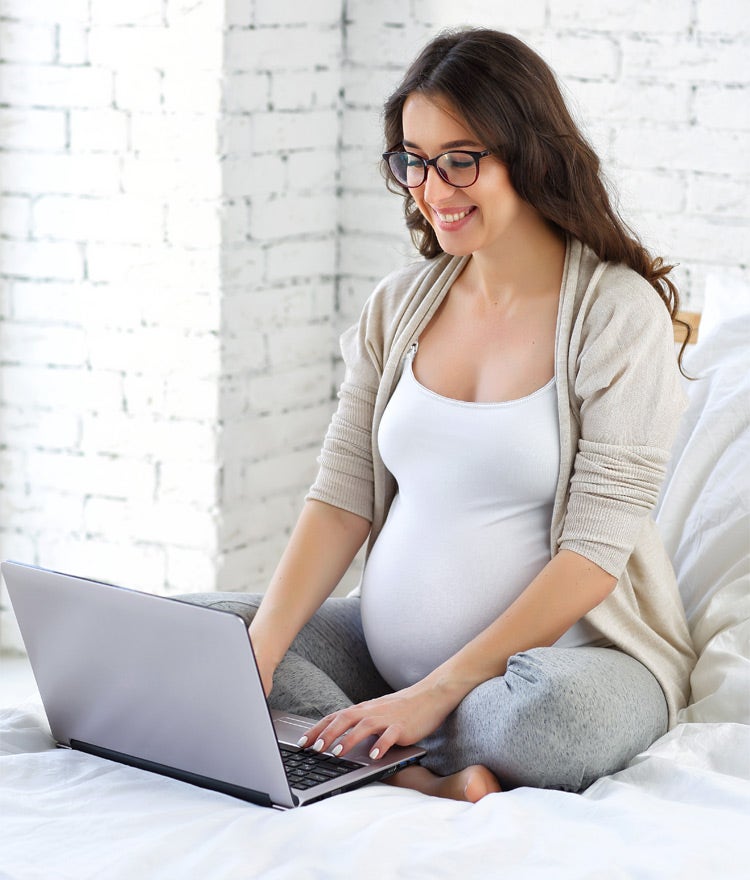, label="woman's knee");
[173,592,263,628]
